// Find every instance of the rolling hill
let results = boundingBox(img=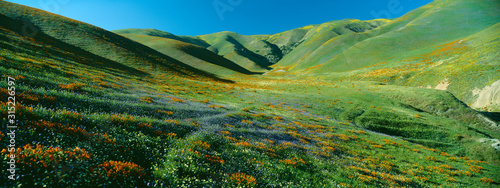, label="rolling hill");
[1,0,499,187]
[114,31,258,75]
[116,19,388,73]
[0,1,232,82]
[291,0,500,112]
[118,0,499,112]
